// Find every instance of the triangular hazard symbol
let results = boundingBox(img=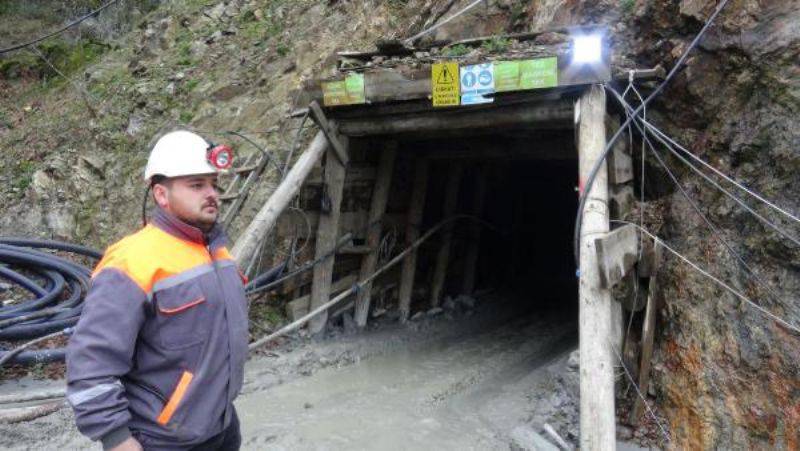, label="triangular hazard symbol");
[437,65,454,85]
